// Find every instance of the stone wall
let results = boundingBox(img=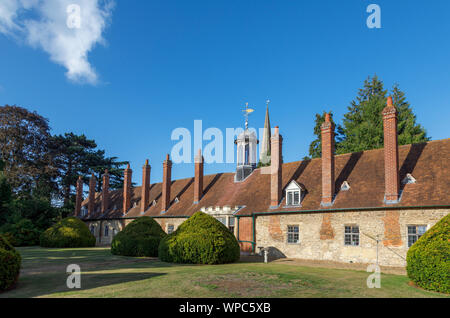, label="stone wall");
[255,208,449,267]
[85,219,125,246]
[85,217,188,246]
